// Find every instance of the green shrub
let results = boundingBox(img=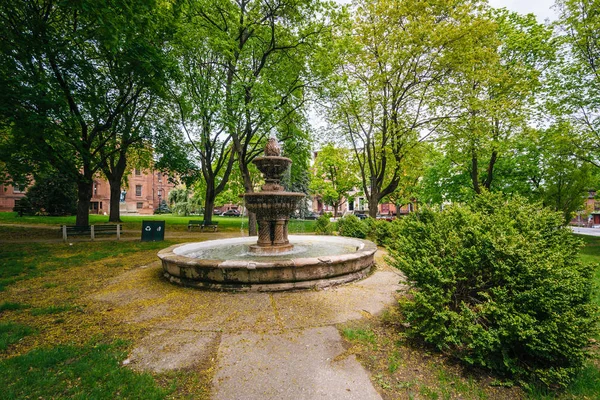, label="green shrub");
[337,215,368,238]
[365,217,396,246]
[19,173,77,216]
[388,192,598,389]
[314,215,333,235]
